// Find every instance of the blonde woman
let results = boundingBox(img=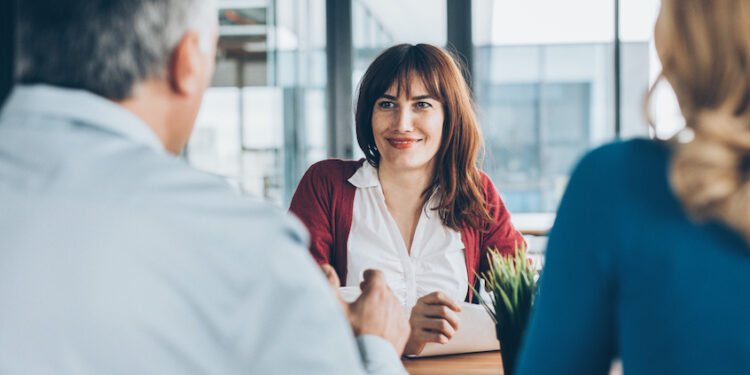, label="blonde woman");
[517,1,750,374]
